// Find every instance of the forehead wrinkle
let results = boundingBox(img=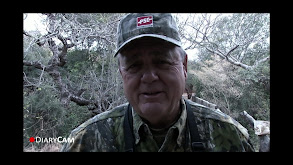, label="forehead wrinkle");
[122,49,180,66]
[152,47,181,62]
[119,42,181,65]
